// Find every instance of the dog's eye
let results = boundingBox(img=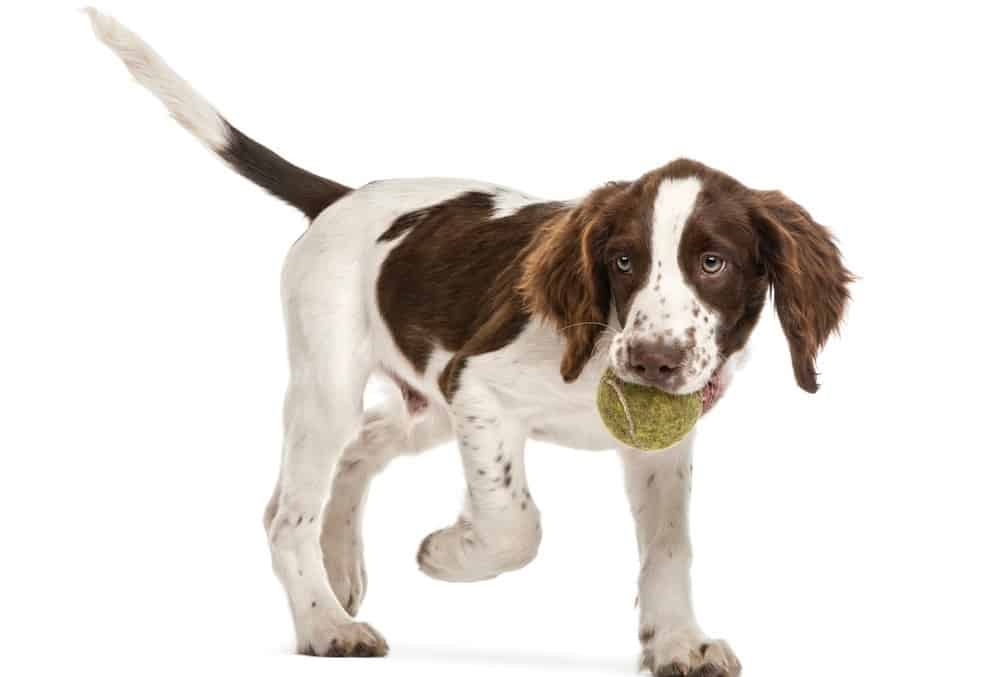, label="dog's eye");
[615,255,632,273]
[701,253,726,275]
